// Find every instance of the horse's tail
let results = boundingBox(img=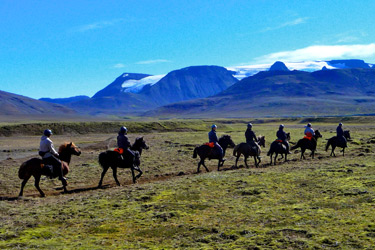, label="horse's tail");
[98,152,108,168]
[233,144,239,156]
[290,141,300,151]
[18,161,28,179]
[193,147,198,158]
[325,139,331,152]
